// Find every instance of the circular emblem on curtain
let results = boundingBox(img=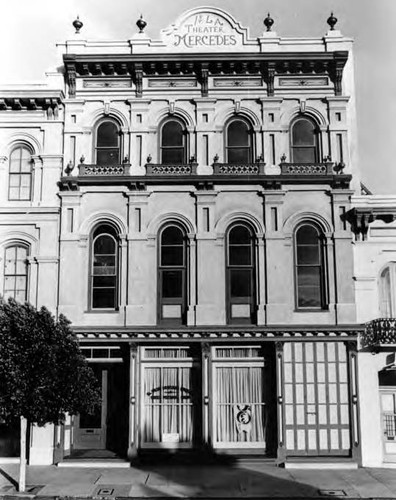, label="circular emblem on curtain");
[235,404,252,433]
